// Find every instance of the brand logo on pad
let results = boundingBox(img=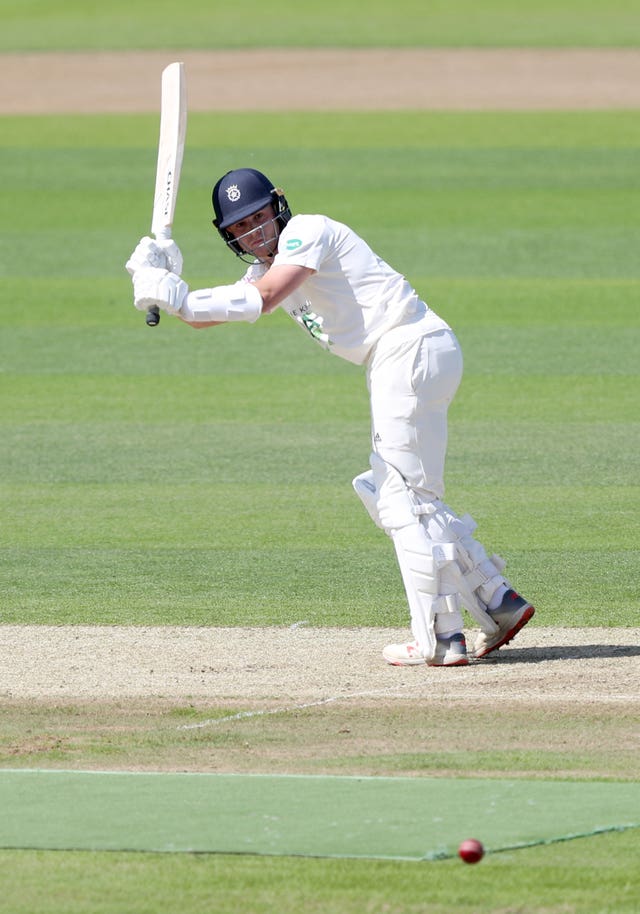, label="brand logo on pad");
[226,185,241,202]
